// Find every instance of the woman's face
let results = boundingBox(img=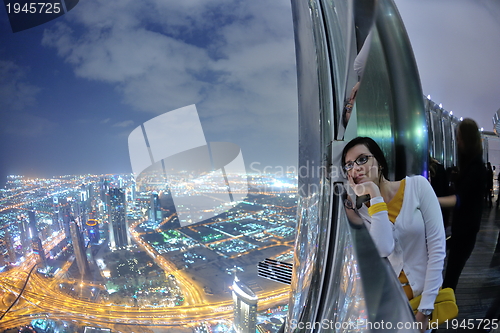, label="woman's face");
[344,144,380,185]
